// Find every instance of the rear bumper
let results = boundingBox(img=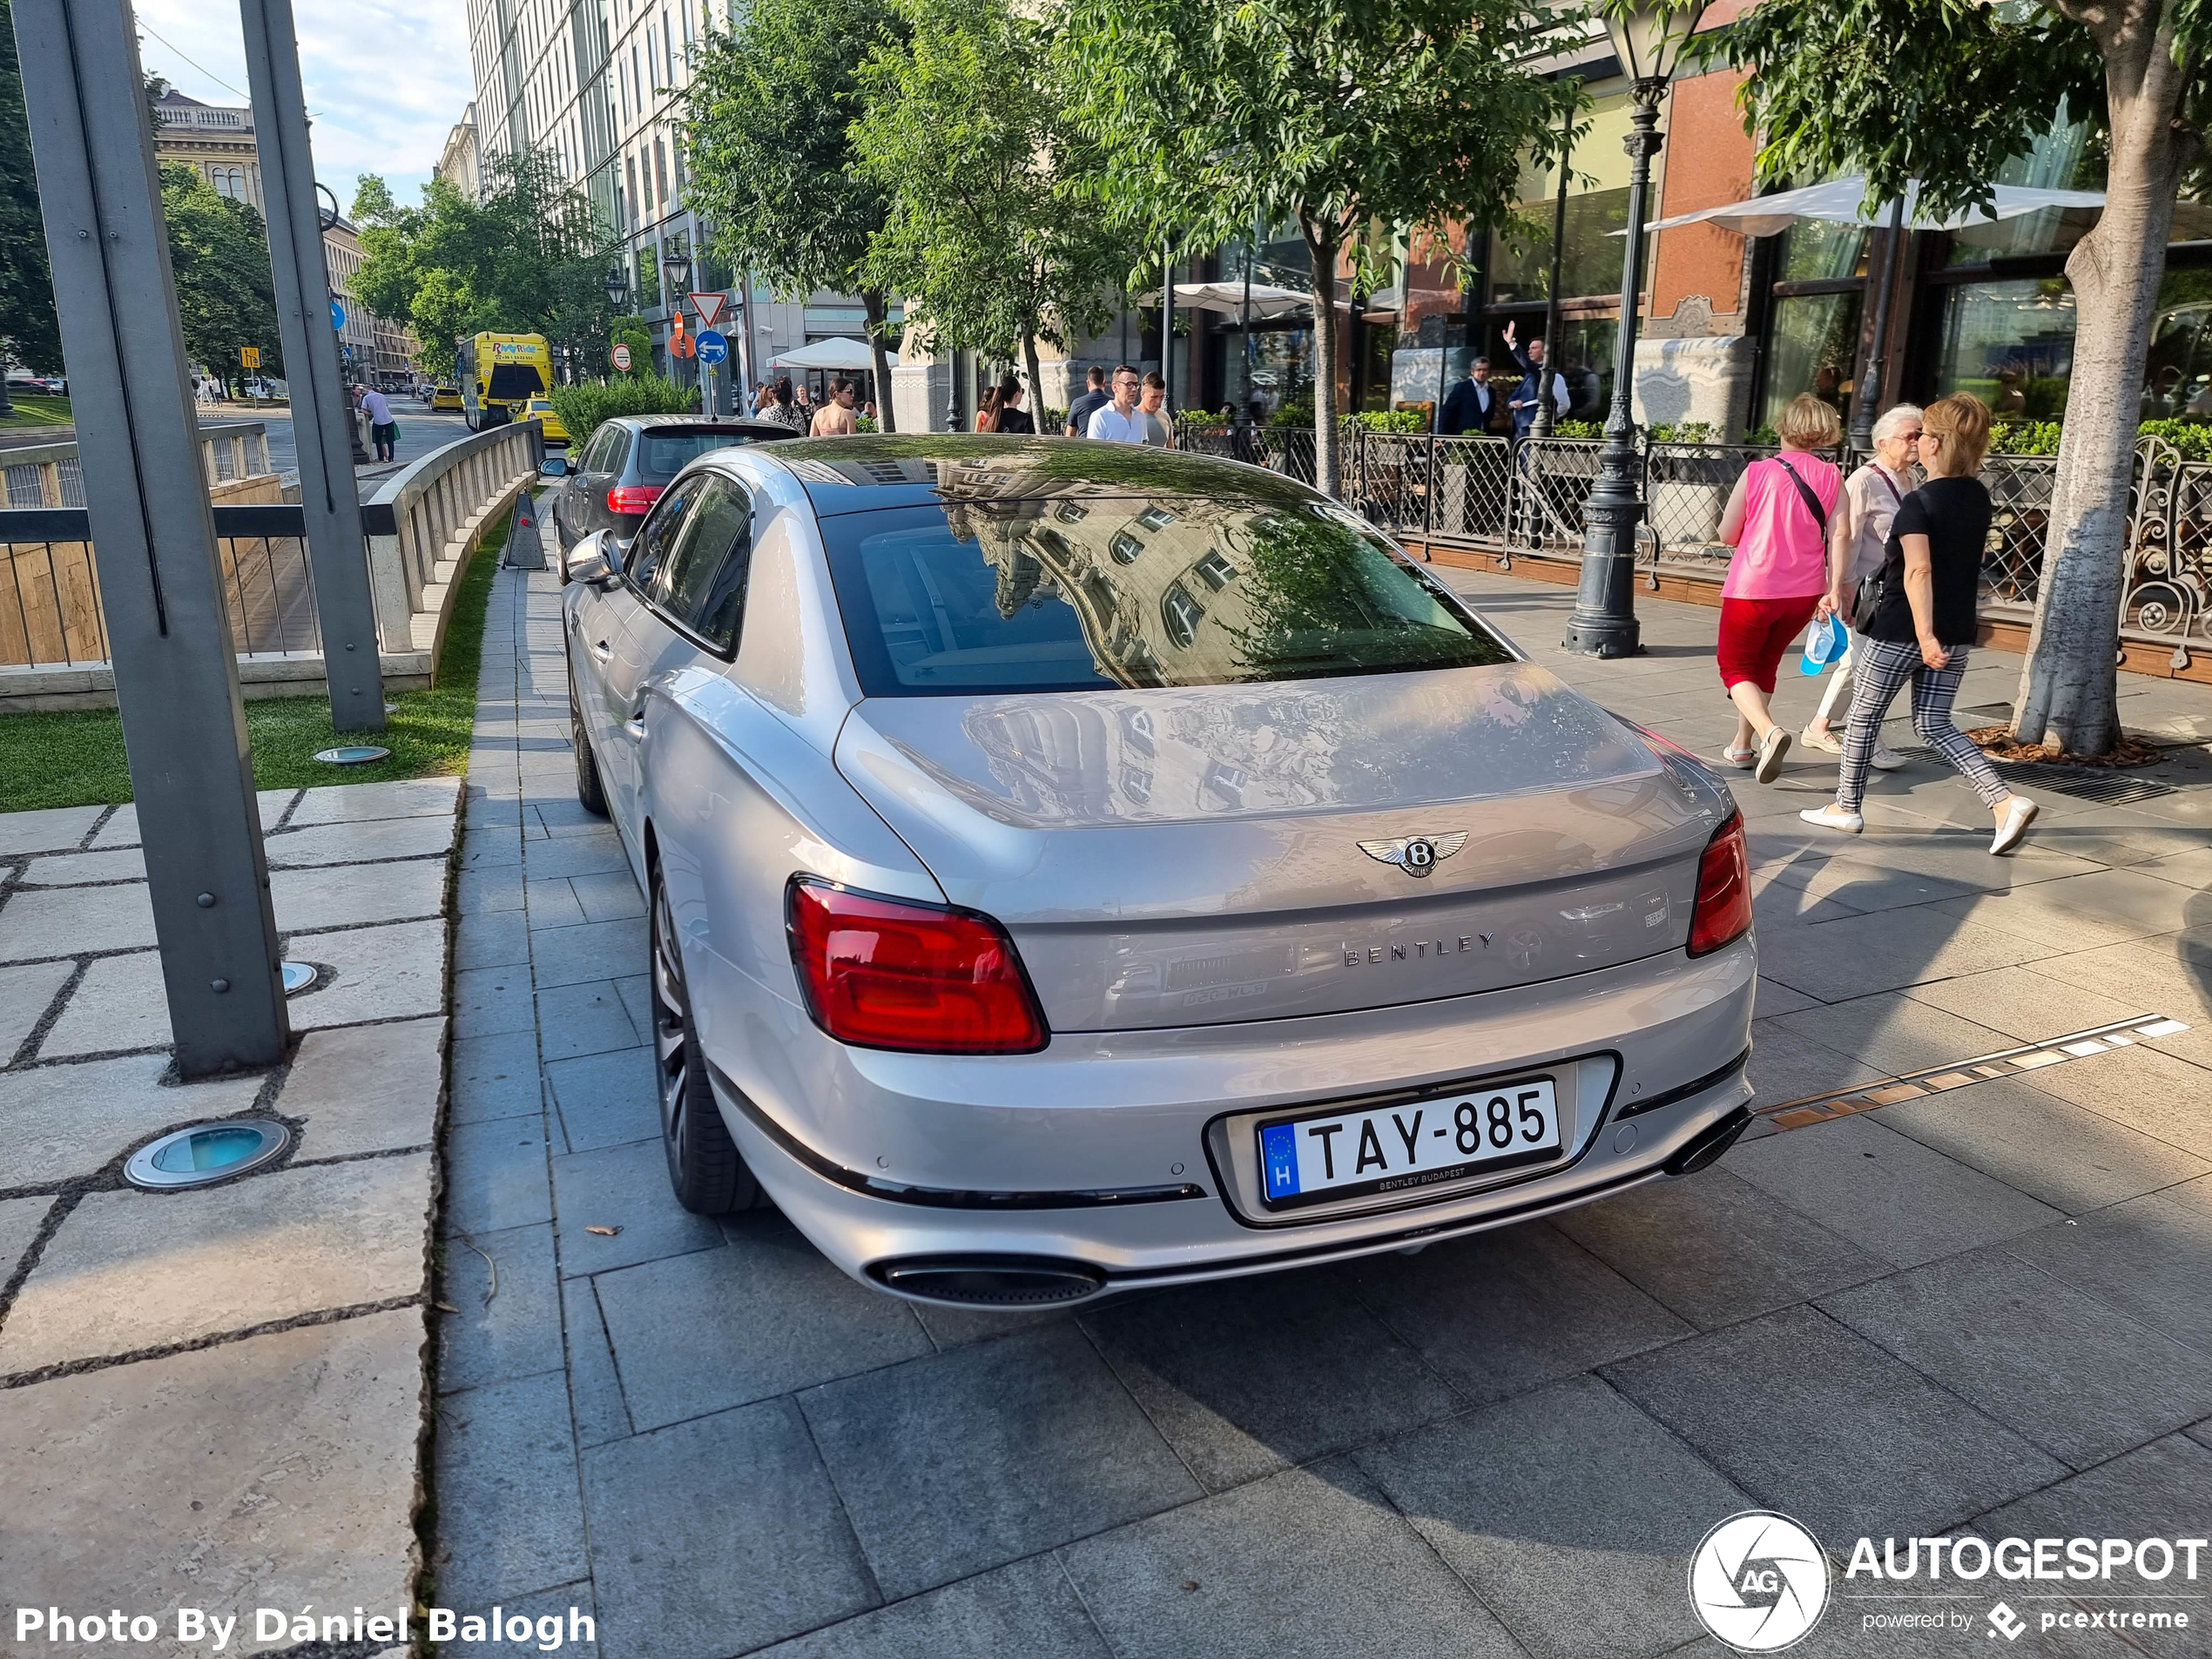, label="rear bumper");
[701,934,1757,1300]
